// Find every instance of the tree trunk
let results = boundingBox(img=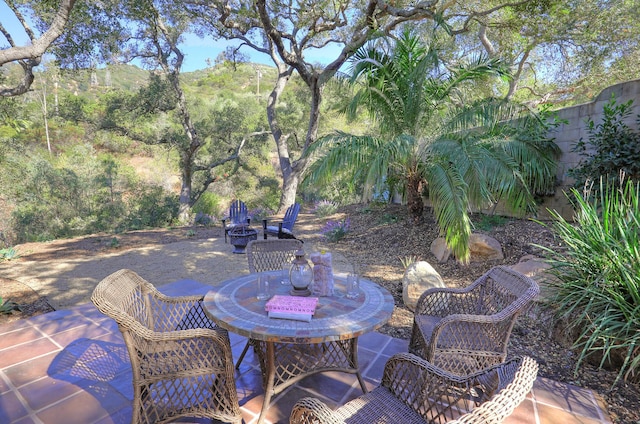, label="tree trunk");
[407,174,424,223]
[178,152,193,223]
[280,173,299,209]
